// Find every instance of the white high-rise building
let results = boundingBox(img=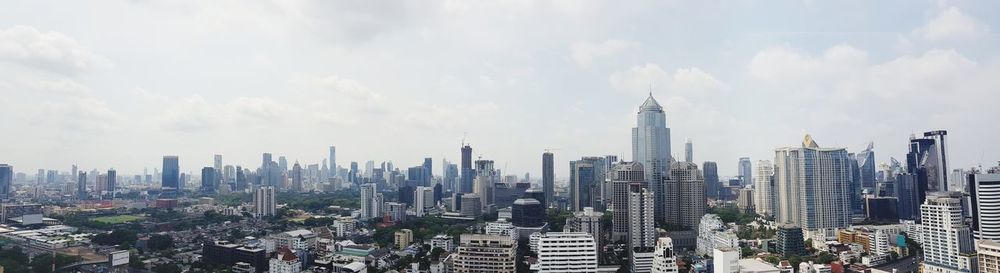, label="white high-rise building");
[774,135,852,229]
[535,232,597,273]
[971,173,1000,240]
[684,139,693,163]
[612,162,645,242]
[565,207,603,246]
[361,183,379,220]
[632,94,671,224]
[254,186,276,218]
[696,214,738,256]
[713,247,740,273]
[652,237,679,273]
[630,187,656,273]
[754,160,775,217]
[921,191,977,273]
[416,186,434,217]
